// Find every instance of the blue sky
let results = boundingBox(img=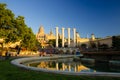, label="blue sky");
[0,0,120,38]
